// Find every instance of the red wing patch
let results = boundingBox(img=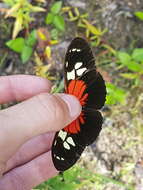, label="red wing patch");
[64,80,88,134]
[52,37,106,171]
